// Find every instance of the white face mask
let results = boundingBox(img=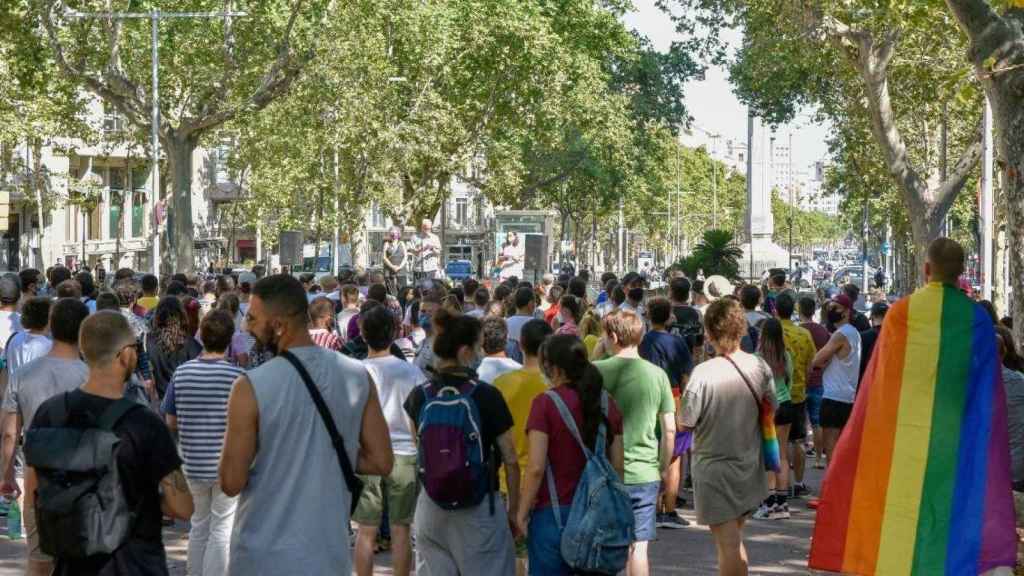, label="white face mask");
[541,371,555,388]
